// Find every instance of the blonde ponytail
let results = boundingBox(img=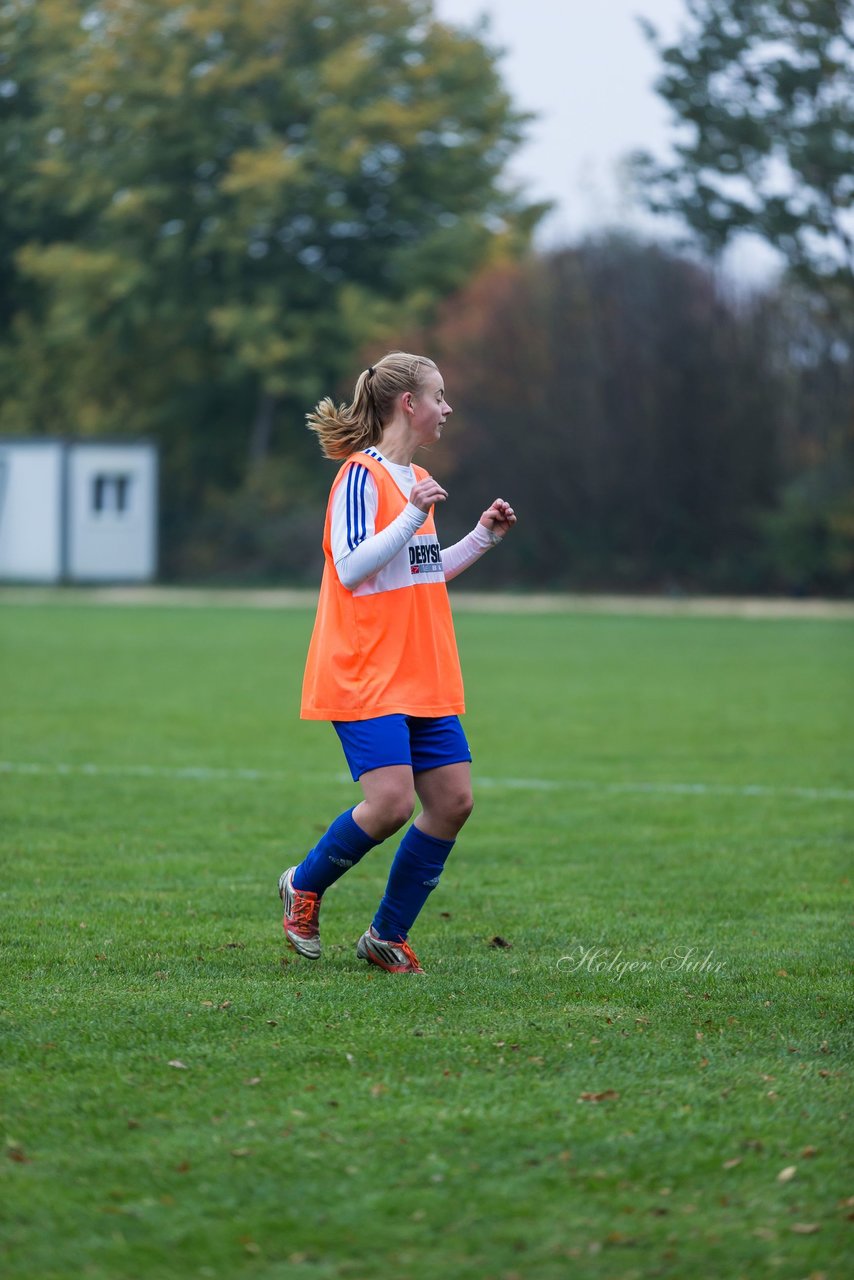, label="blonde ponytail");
[307,352,437,460]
